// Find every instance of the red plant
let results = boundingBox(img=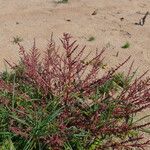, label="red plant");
[0,33,150,150]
